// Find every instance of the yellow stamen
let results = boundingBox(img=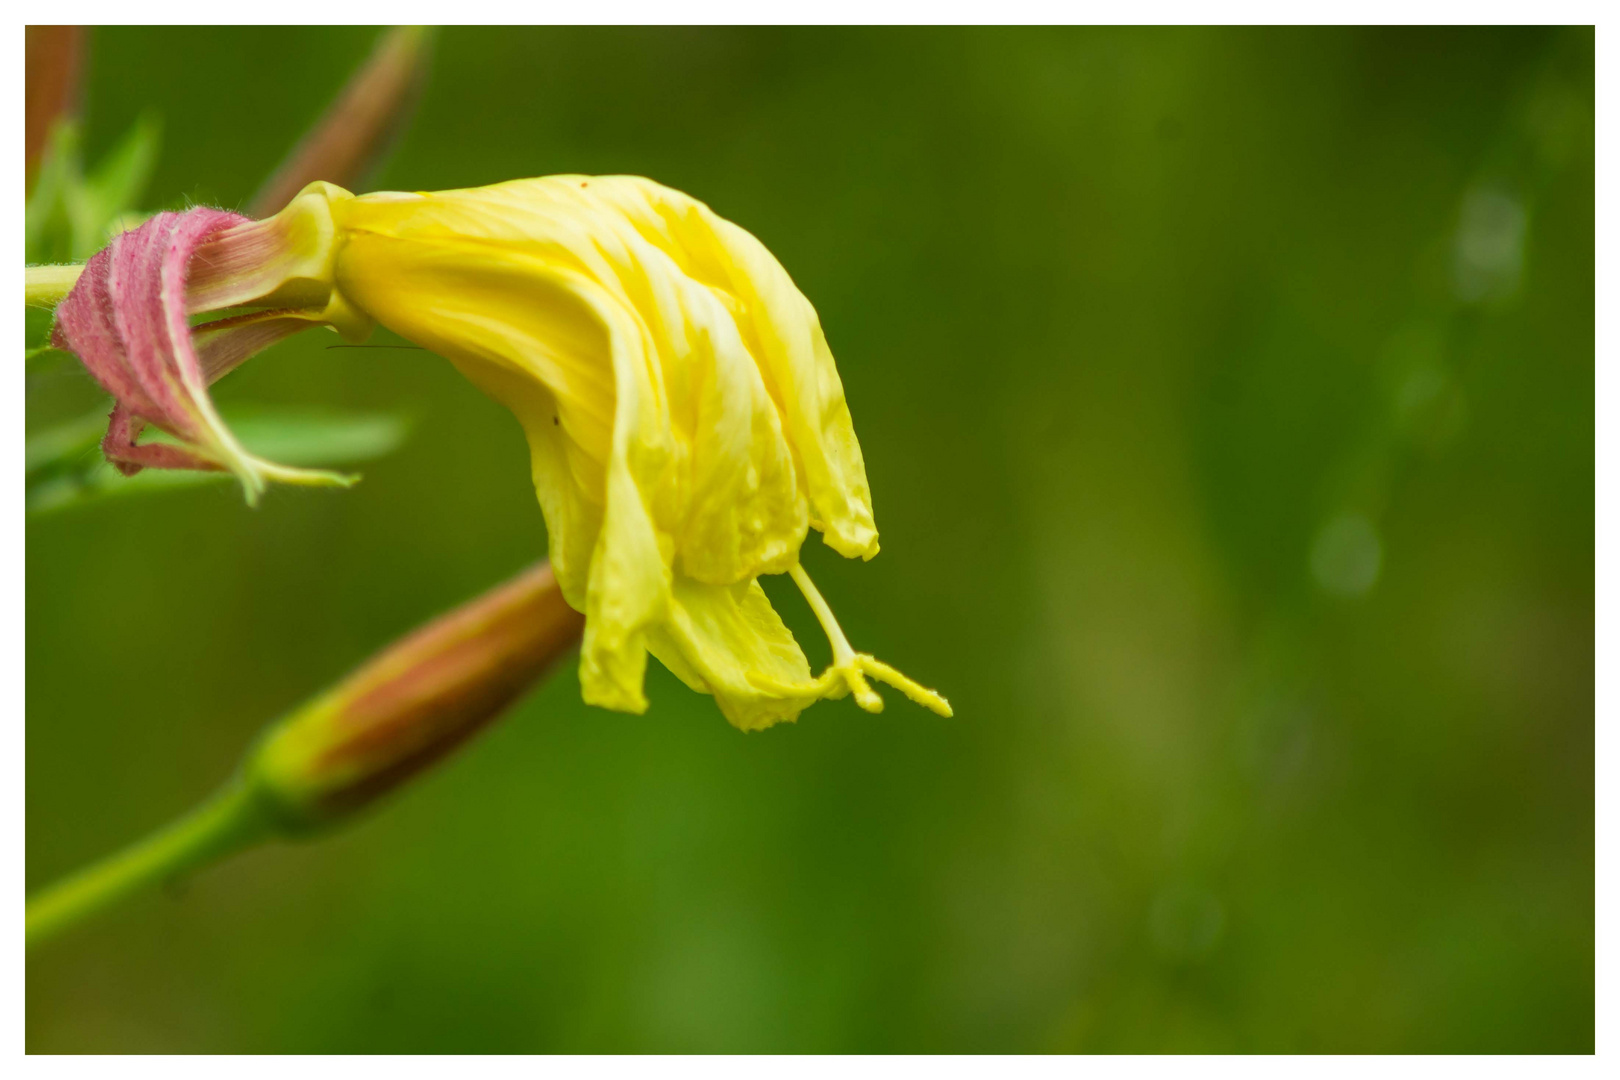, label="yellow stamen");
[861,656,954,717]
[787,563,952,717]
